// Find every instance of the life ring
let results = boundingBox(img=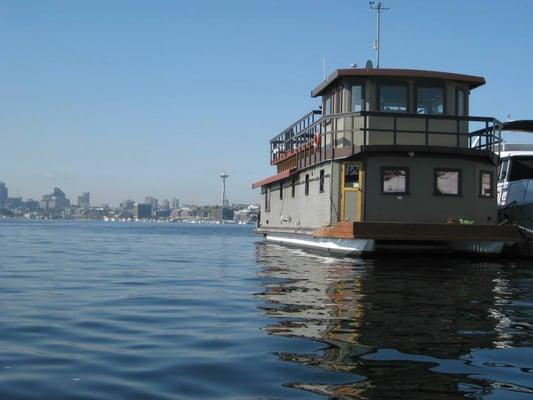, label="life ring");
[313,133,321,148]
